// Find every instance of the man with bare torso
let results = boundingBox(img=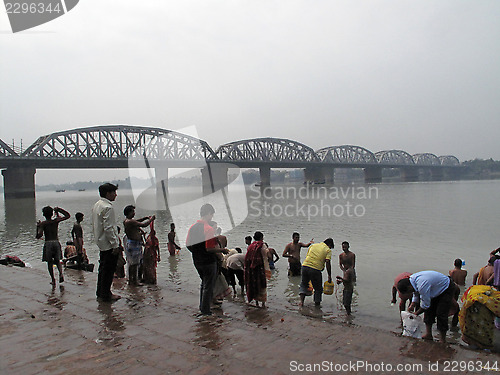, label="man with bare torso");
[267,246,279,270]
[123,205,155,285]
[36,206,70,285]
[339,241,356,282]
[473,256,496,285]
[167,223,181,256]
[282,232,313,276]
[449,258,467,286]
[71,212,84,265]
